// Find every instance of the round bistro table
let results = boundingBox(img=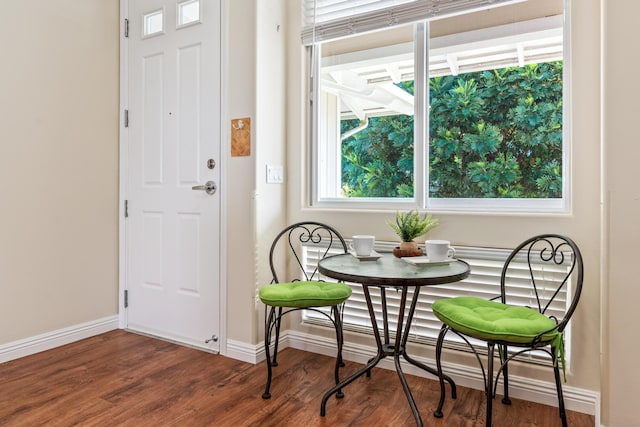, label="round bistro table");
[318,252,471,427]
